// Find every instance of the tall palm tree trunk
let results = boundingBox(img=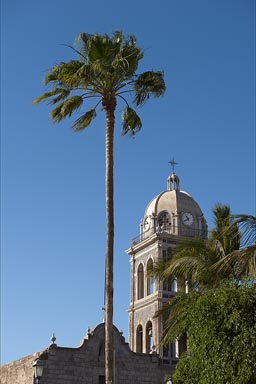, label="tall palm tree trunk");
[33,31,166,383]
[104,95,116,384]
